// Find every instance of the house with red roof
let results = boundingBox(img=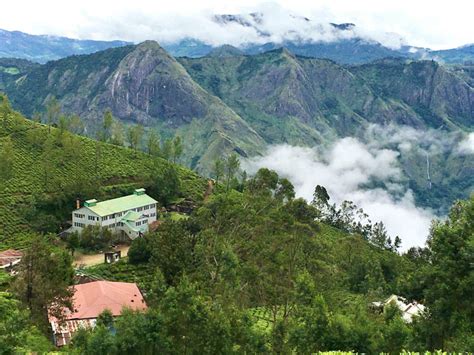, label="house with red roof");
[0,249,23,270]
[49,280,147,346]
